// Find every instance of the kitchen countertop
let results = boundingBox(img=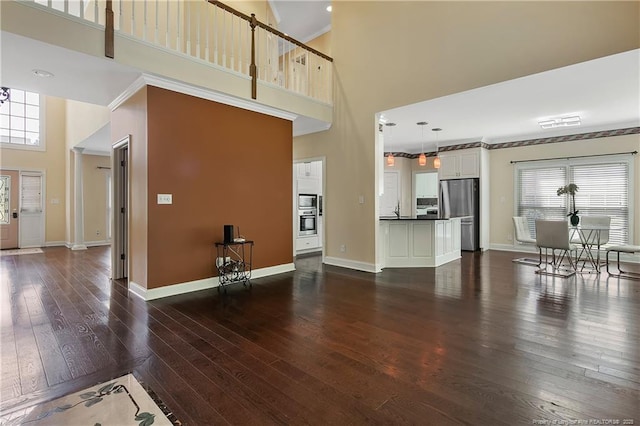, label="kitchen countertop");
[379,215,455,220]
